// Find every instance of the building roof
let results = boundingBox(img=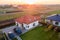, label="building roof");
[46,14,60,22]
[15,15,40,24]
